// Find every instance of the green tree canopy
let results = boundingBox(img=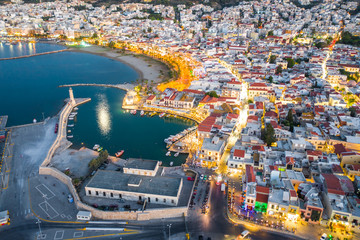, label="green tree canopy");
[269,55,277,64]
[275,65,283,74]
[286,58,295,68]
[206,91,219,98]
[262,123,277,146]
